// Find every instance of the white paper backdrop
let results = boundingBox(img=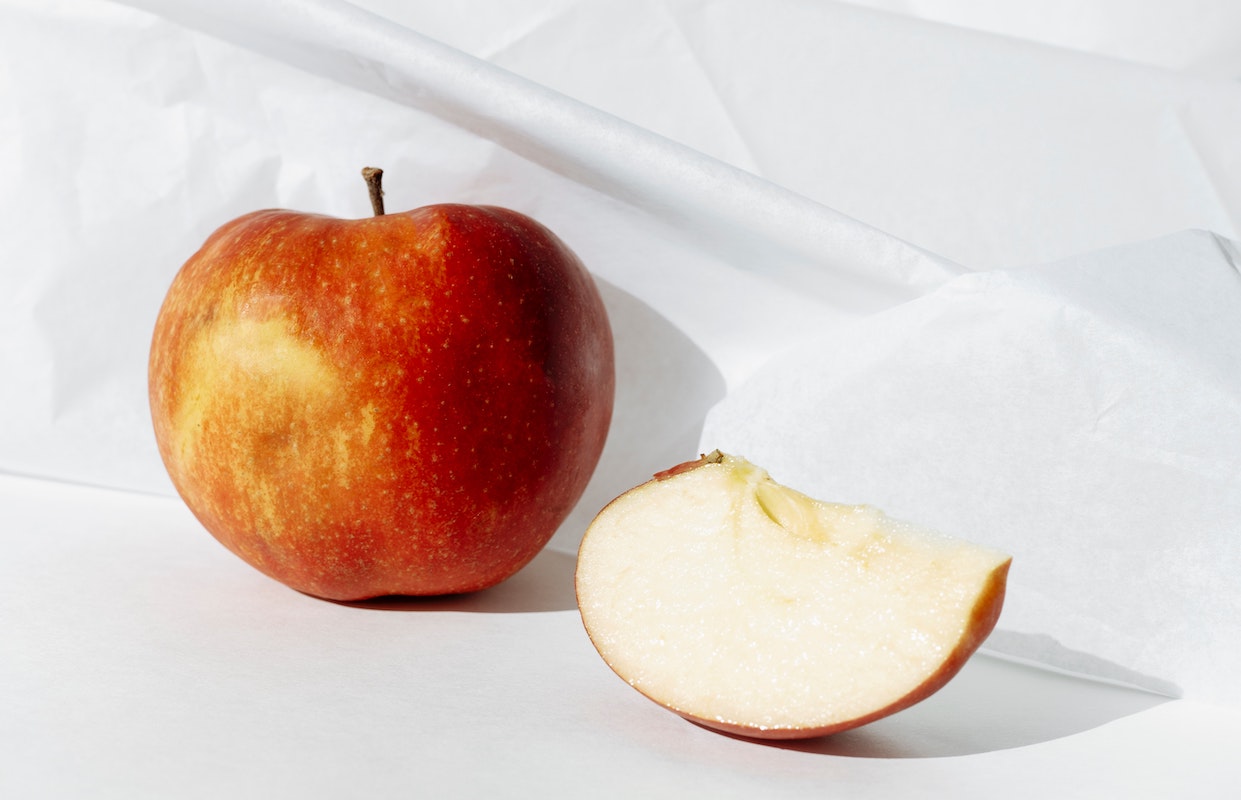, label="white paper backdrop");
[2,0,1239,731]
